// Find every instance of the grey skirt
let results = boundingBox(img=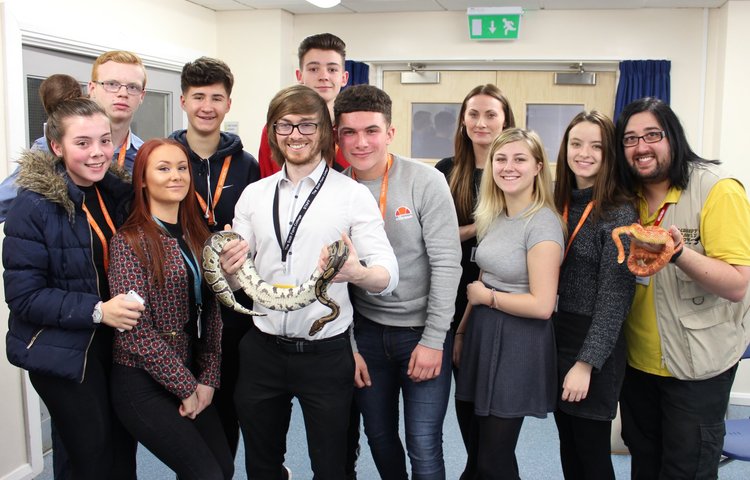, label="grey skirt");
[456,304,557,419]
